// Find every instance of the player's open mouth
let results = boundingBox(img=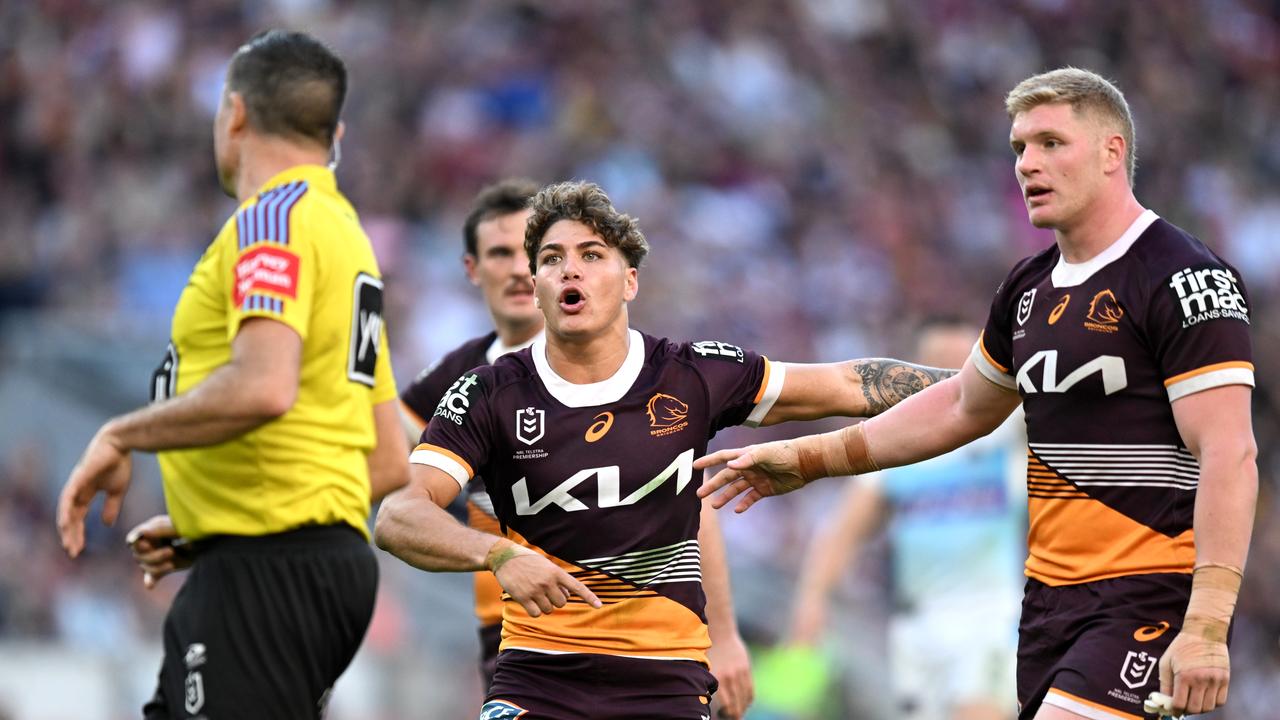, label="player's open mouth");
[559,287,585,313]
[1025,185,1052,203]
